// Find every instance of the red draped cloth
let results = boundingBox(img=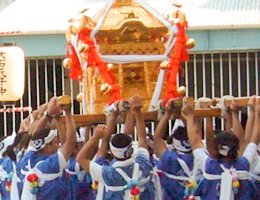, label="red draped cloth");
[78,28,122,105]
[162,21,189,107]
[66,43,83,81]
